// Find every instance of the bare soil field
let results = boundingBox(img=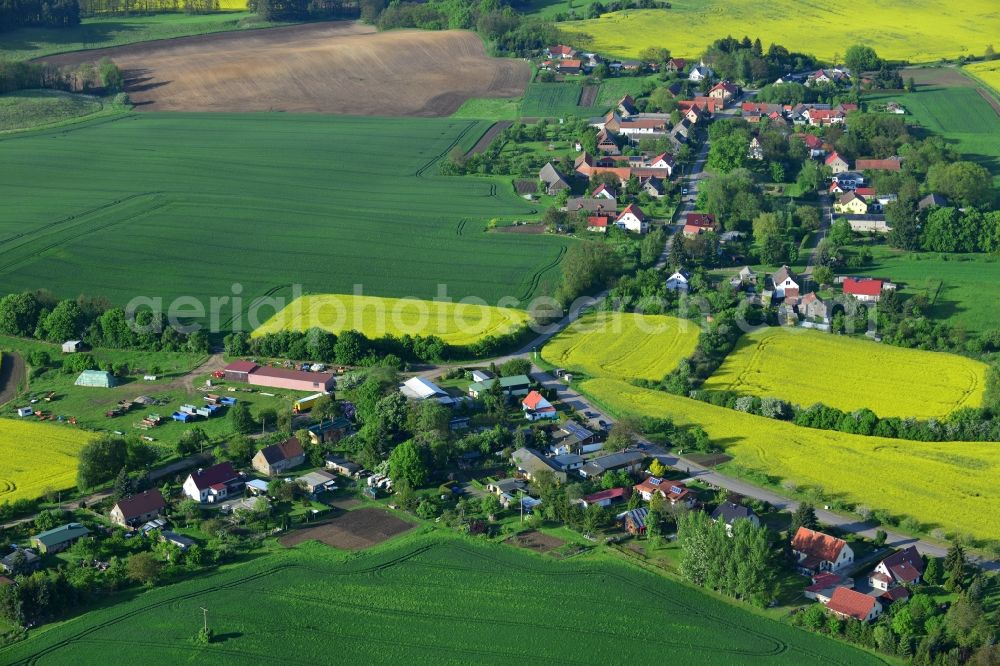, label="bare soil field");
[40,23,530,116]
[280,507,414,550]
[905,66,977,89]
[504,529,565,554]
[578,84,598,107]
[465,120,512,157]
[0,353,26,407]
